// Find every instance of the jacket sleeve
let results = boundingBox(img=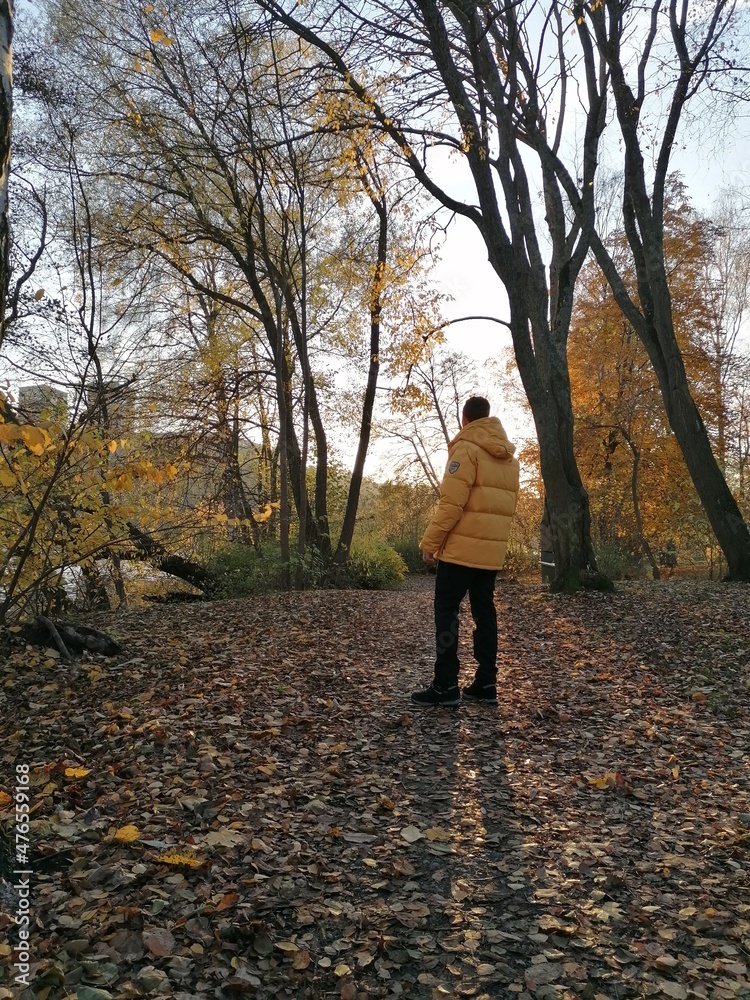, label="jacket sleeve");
[420,441,477,554]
